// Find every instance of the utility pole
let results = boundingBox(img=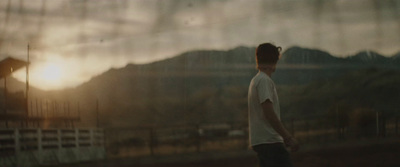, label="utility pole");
[4,76,7,114]
[4,75,8,128]
[376,111,379,137]
[96,99,99,128]
[26,44,30,117]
